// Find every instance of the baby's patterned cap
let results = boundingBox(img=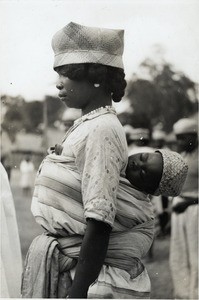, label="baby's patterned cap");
[154,149,188,197]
